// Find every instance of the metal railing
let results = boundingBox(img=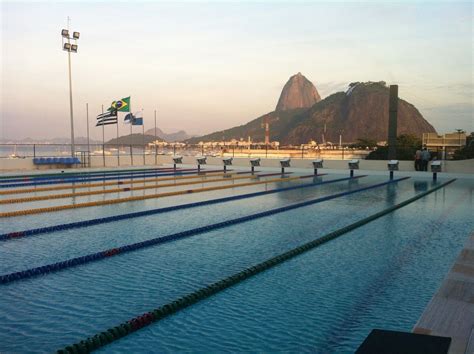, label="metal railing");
[1,143,372,166]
